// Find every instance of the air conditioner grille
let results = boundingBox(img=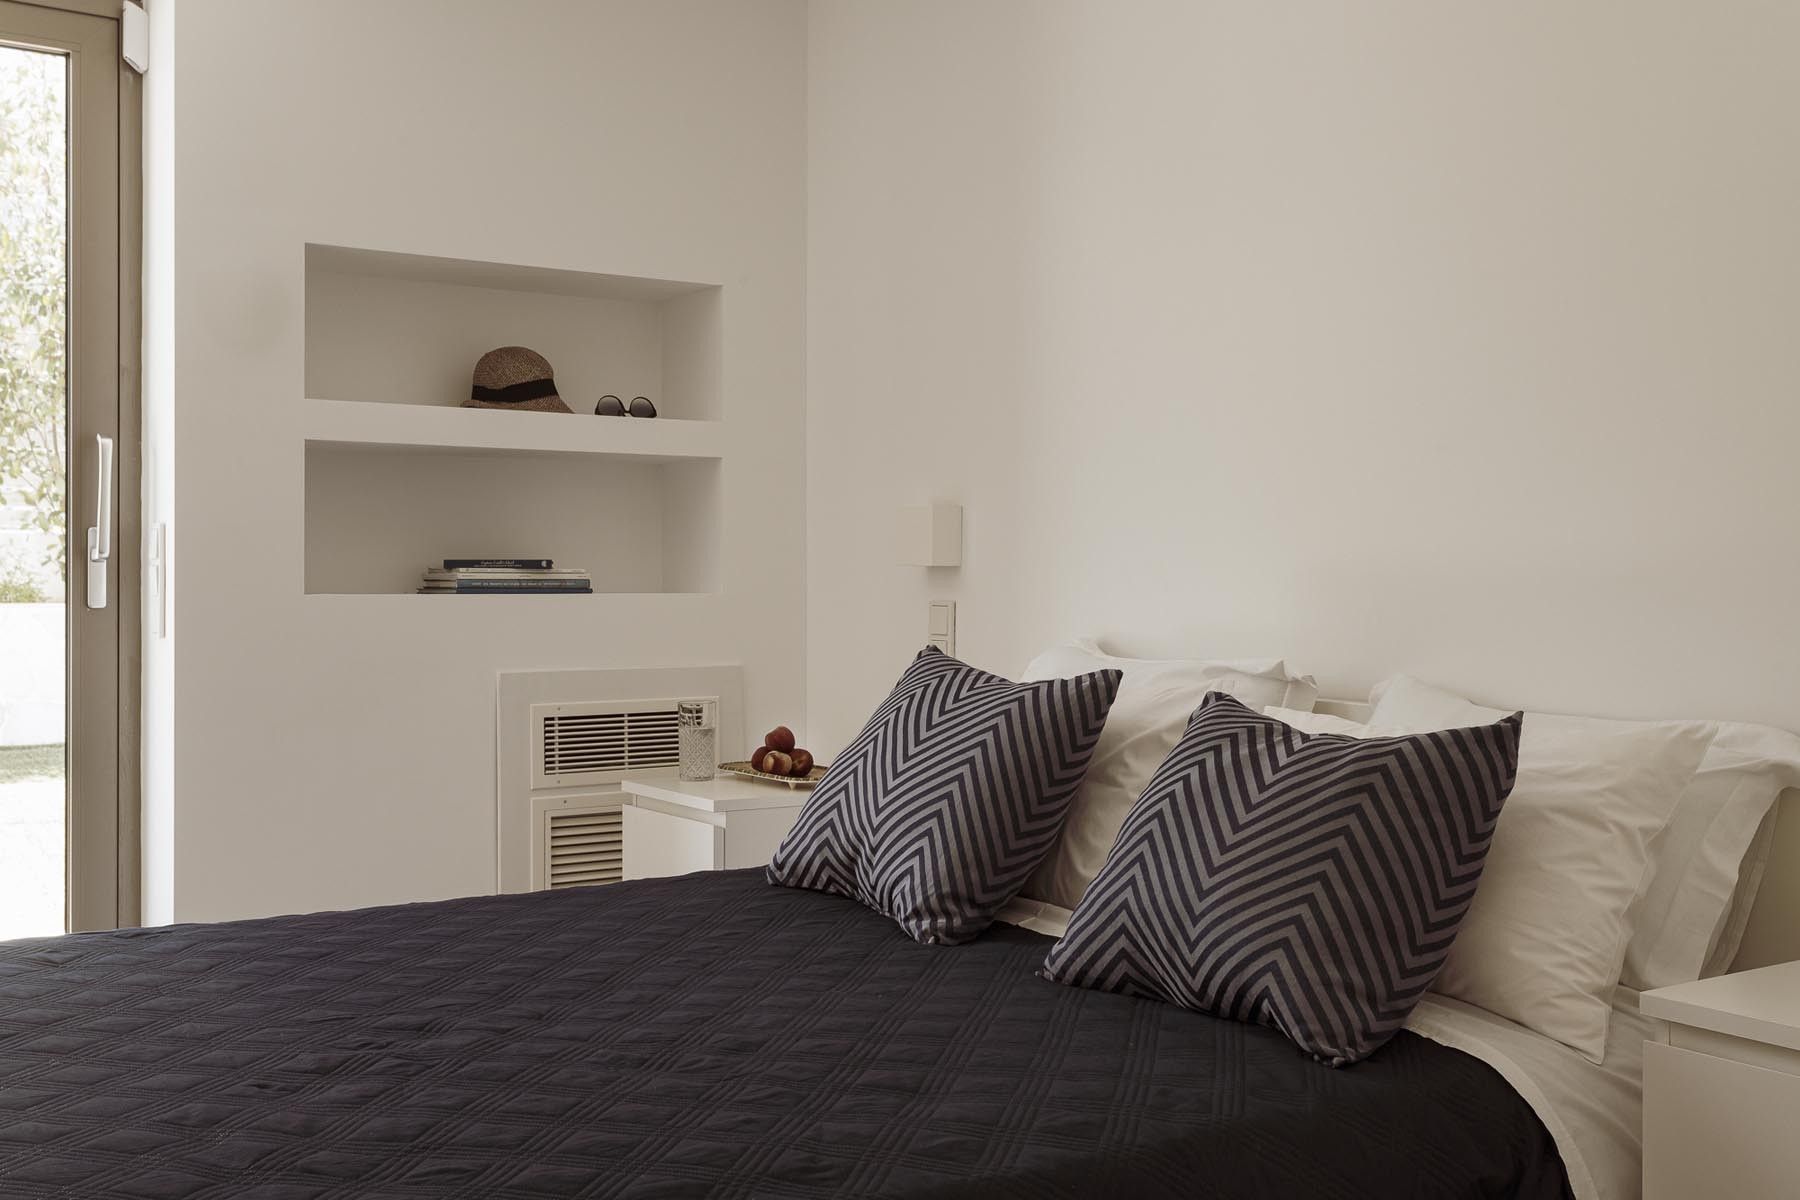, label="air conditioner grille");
[539,704,682,784]
[547,806,624,889]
